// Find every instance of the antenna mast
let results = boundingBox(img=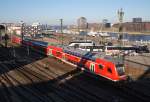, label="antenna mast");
[118,8,124,46]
